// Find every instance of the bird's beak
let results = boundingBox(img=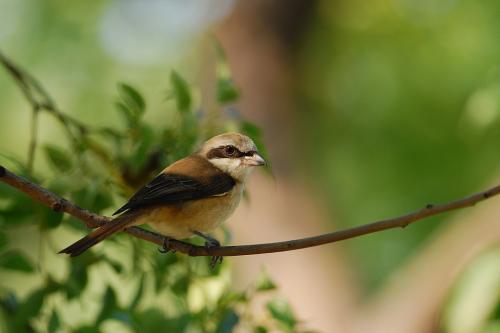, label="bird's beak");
[245,153,266,166]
